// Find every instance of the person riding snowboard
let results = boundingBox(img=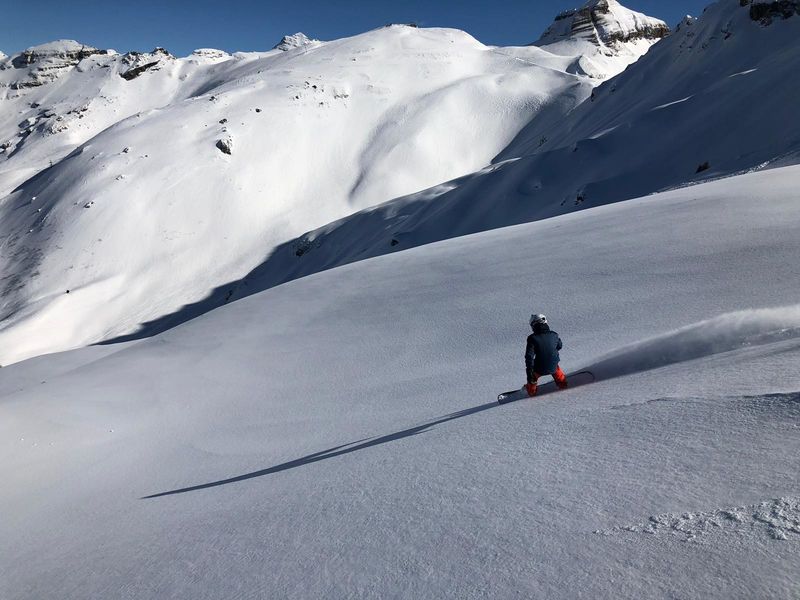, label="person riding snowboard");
[525,314,568,397]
